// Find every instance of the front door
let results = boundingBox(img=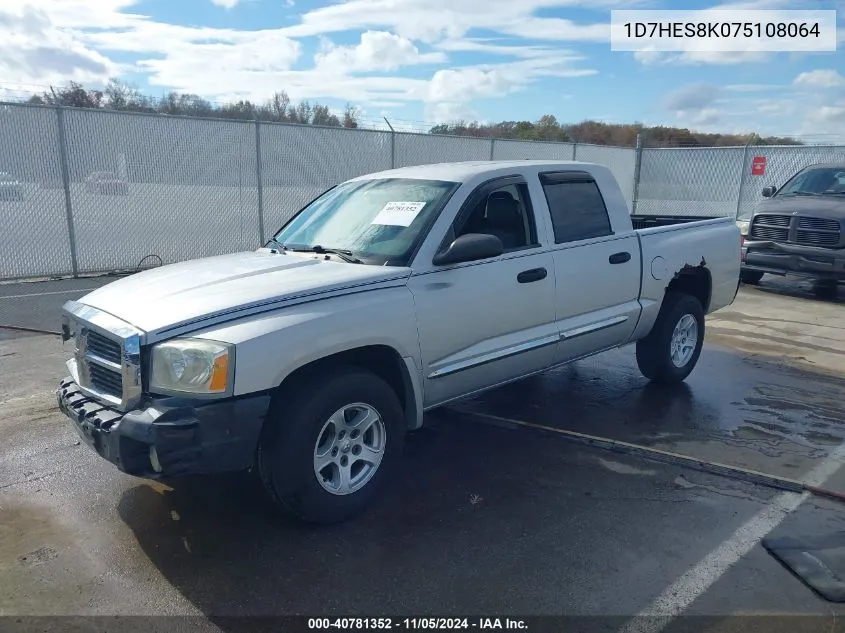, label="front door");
[407,176,557,408]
